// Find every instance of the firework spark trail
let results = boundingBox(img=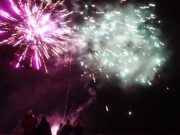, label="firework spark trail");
[62,53,73,123]
[79,3,167,85]
[0,0,73,72]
